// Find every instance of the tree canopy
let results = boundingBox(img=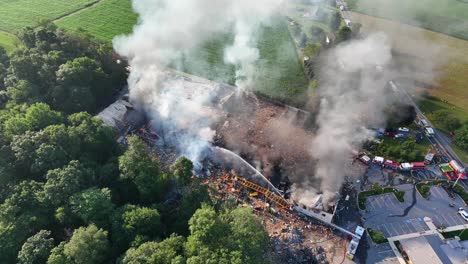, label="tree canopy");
[0,23,270,264]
